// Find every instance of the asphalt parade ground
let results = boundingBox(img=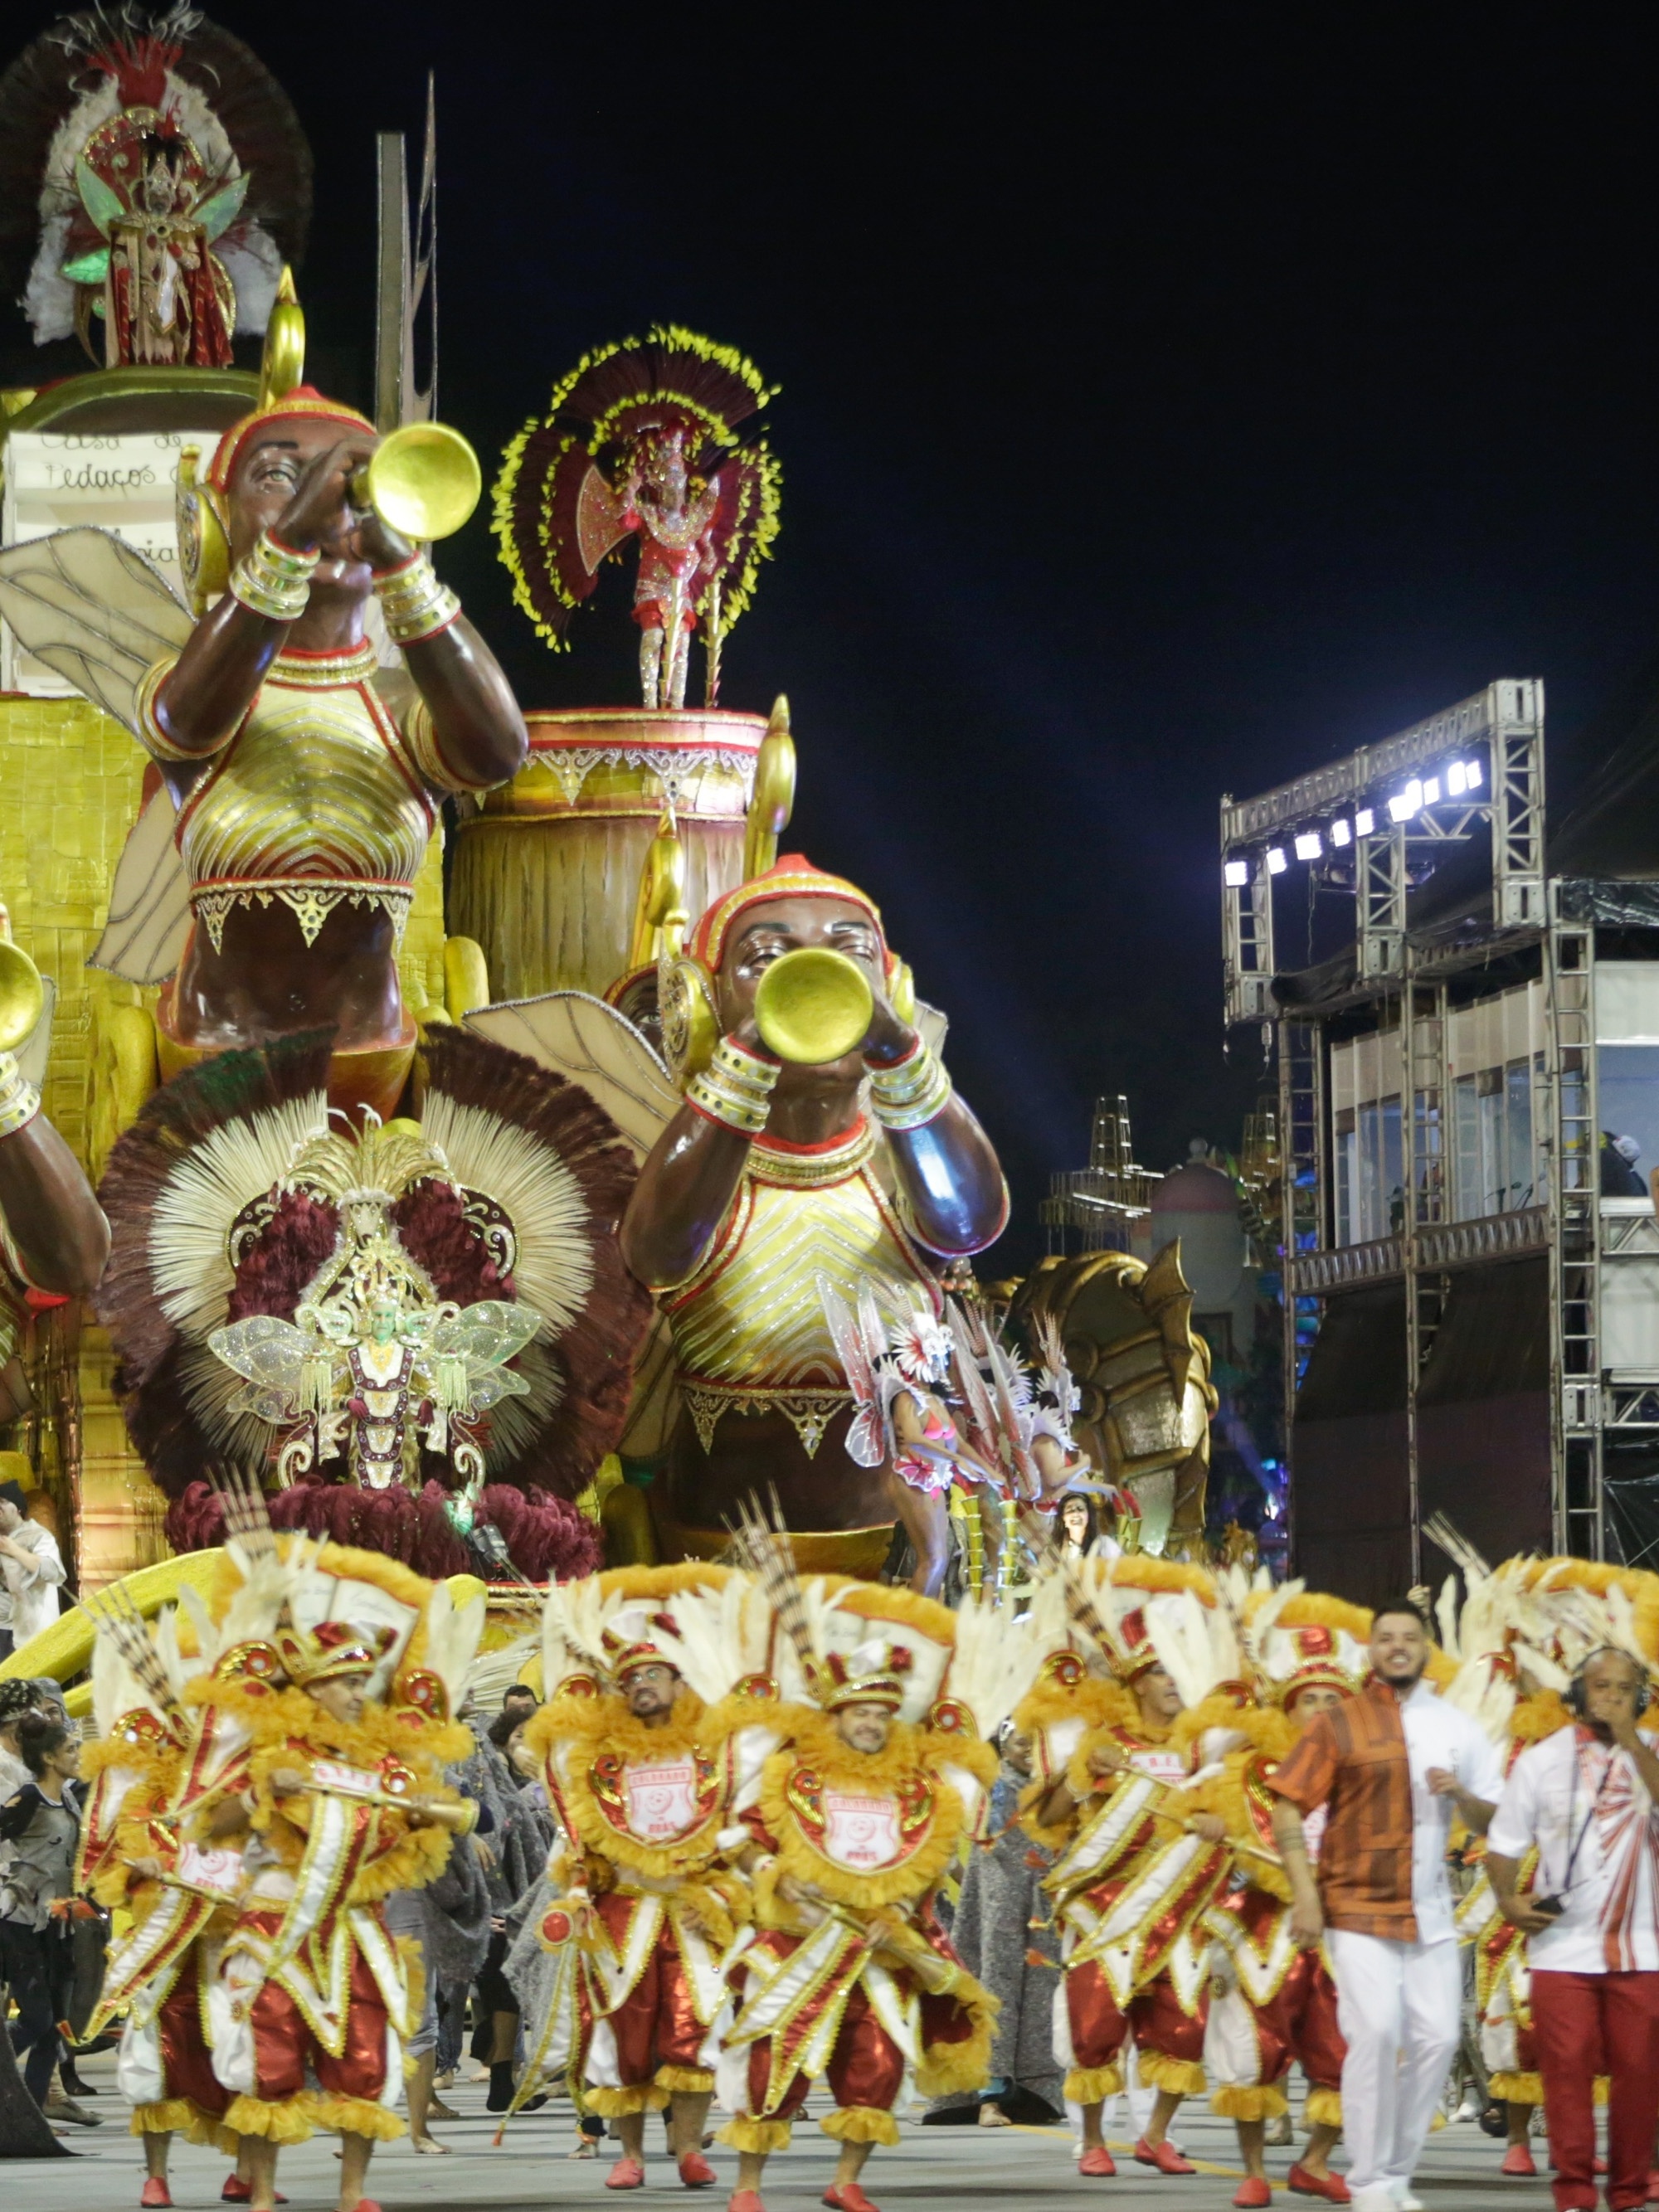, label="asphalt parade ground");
[12,2048,1567,2211]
